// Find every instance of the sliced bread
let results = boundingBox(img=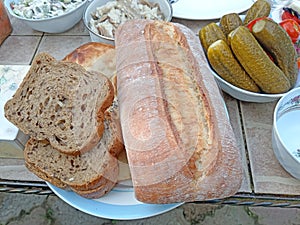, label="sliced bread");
[24,104,124,196]
[4,52,114,155]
